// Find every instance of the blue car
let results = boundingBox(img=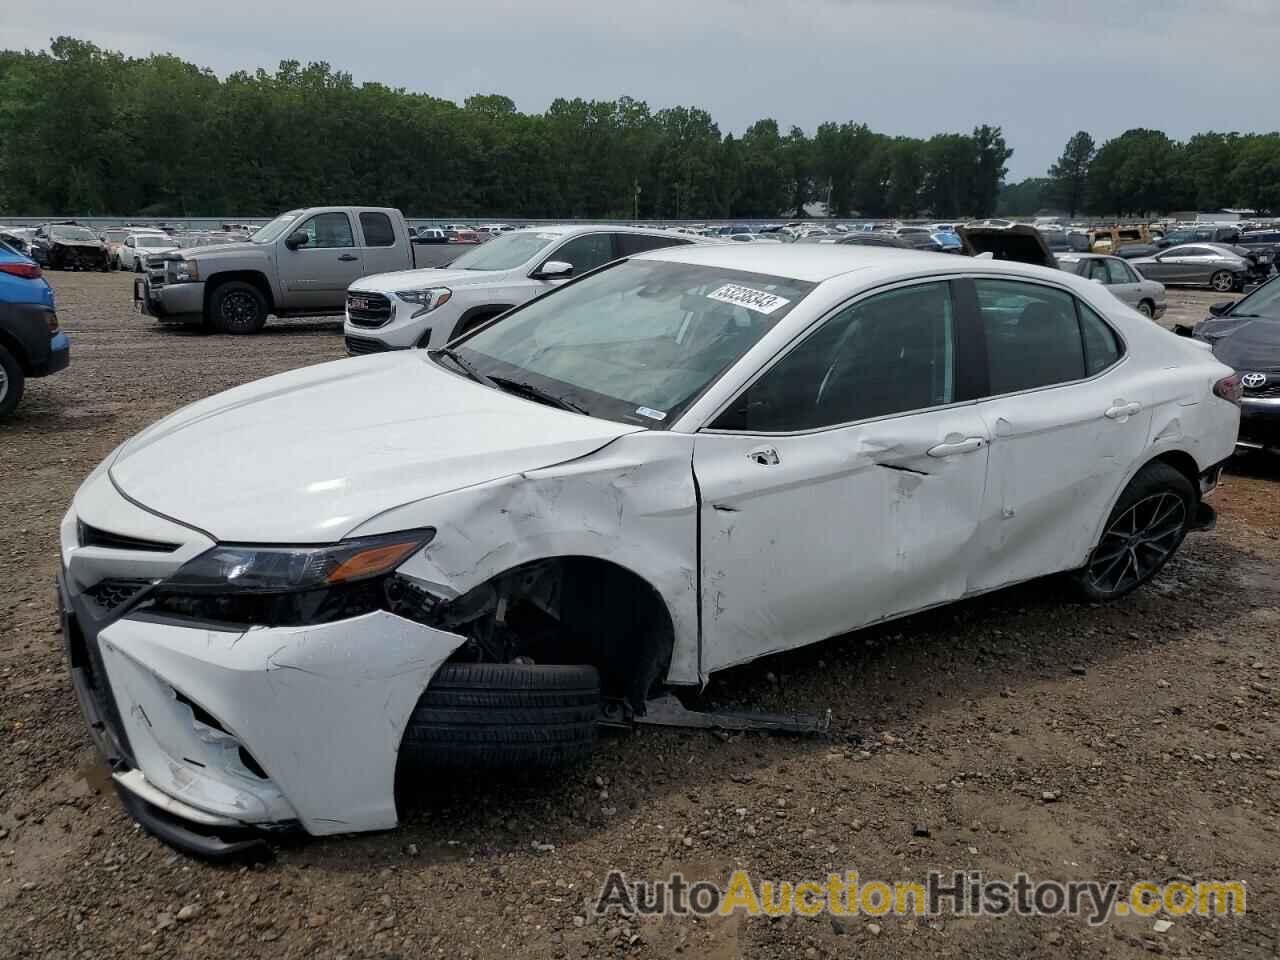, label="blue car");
[0,239,69,417]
